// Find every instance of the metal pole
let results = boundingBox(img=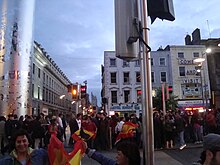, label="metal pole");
[162,83,166,115]
[200,71,205,110]
[0,0,36,116]
[140,0,154,164]
[202,54,208,110]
